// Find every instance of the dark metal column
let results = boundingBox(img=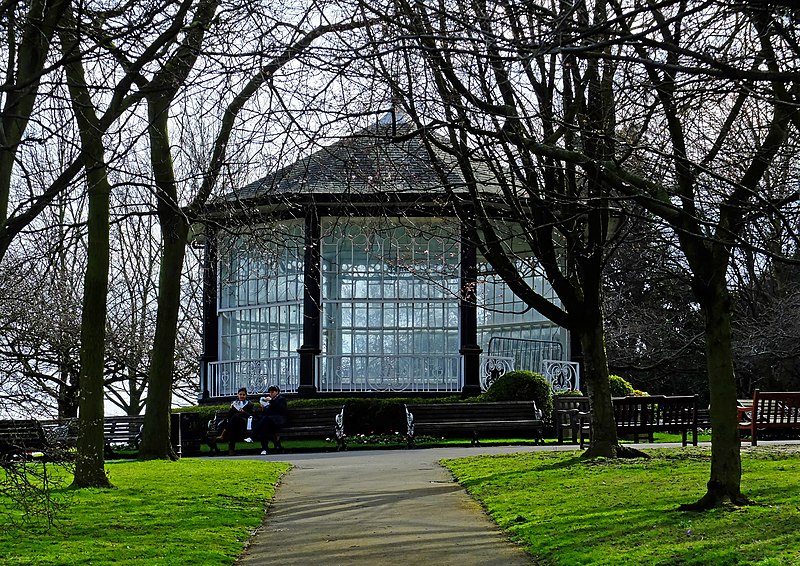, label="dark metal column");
[460,221,482,397]
[200,226,218,400]
[297,207,321,396]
